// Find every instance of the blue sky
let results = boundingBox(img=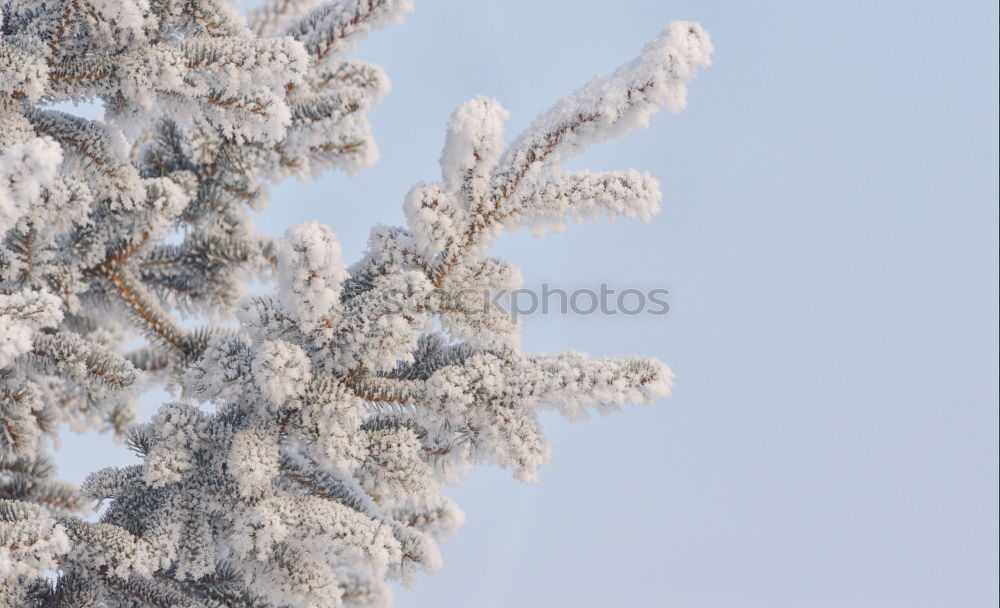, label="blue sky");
[56,1,999,606]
